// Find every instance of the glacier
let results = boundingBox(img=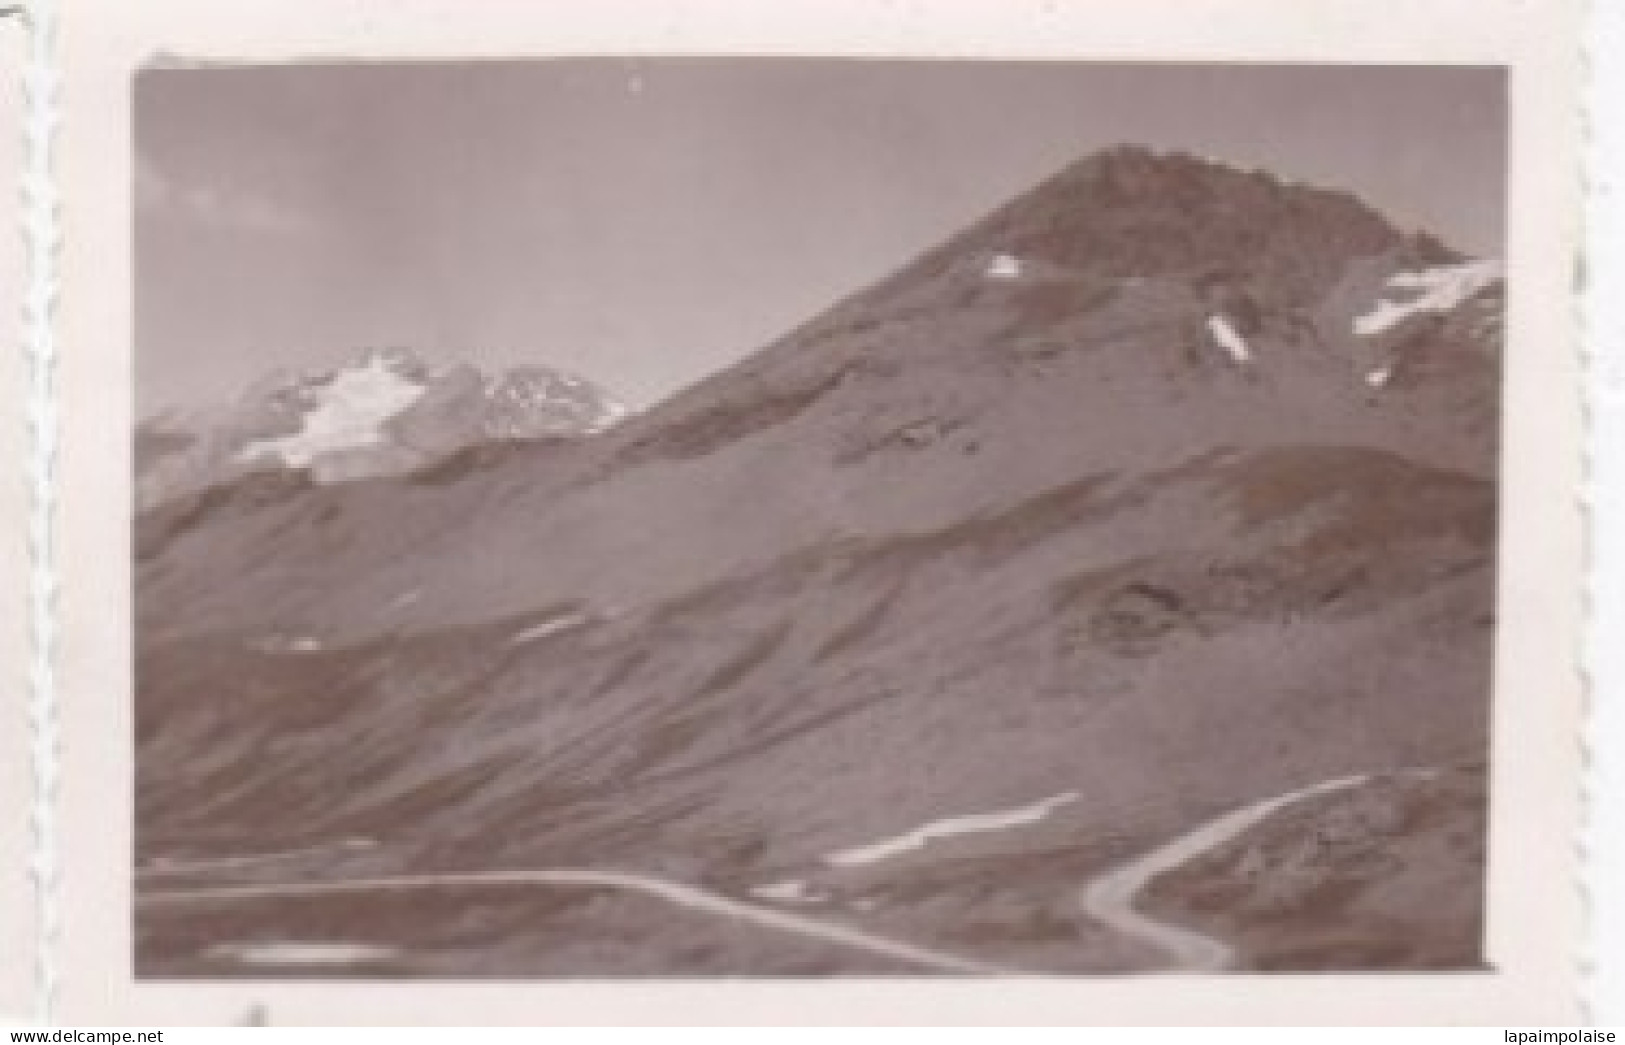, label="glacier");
[238,352,427,468]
